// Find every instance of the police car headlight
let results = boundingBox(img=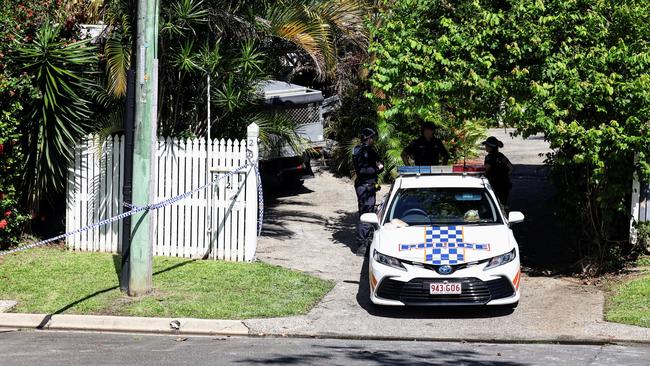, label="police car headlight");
[373,250,406,271]
[484,248,516,270]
